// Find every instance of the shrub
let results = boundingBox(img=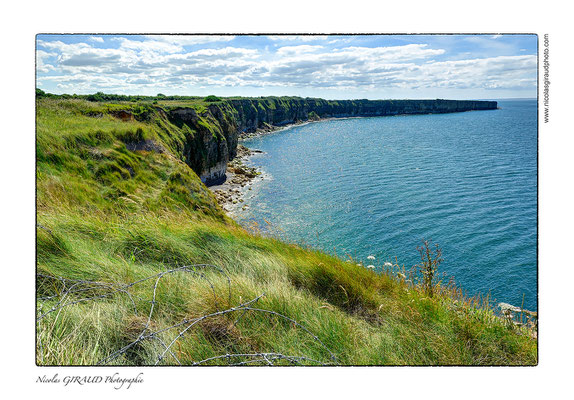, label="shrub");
[416,240,443,297]
[204,95,221,102]
[308,111,320,121]
[86,92,106,102]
